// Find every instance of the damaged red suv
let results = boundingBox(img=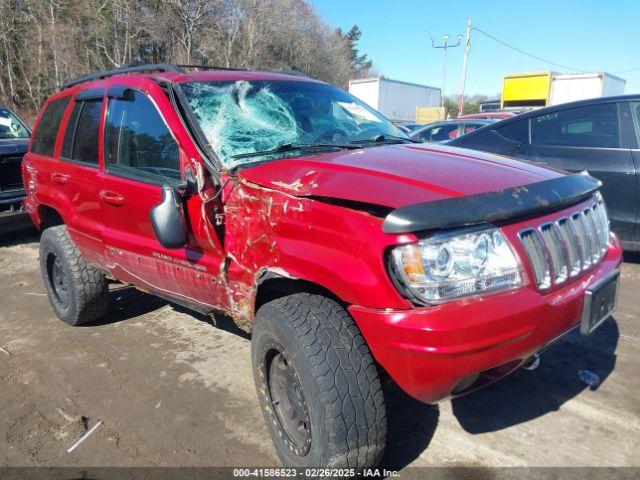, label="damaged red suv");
[23,65,622,469]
